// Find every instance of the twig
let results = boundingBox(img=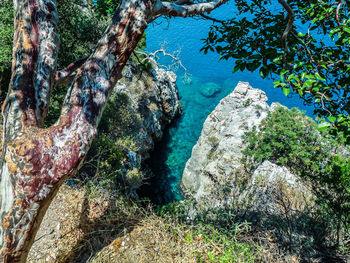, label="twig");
[200,13,225,23]
[135,45,189,77]
[336,0,345,26]
[290,32,316,64]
